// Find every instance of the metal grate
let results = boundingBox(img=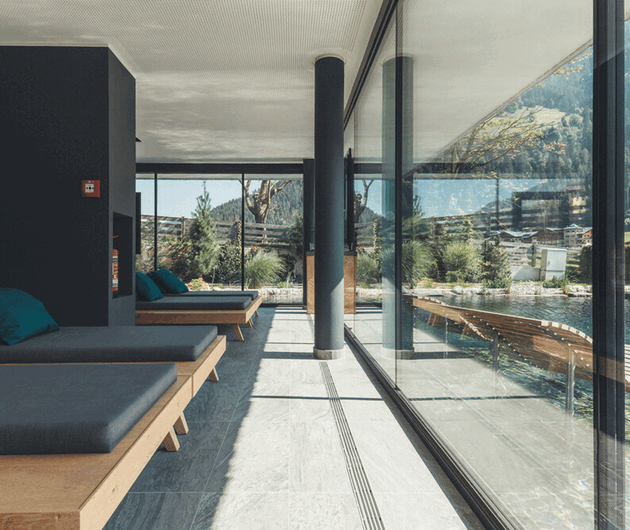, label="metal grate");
[319,361,386,530]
